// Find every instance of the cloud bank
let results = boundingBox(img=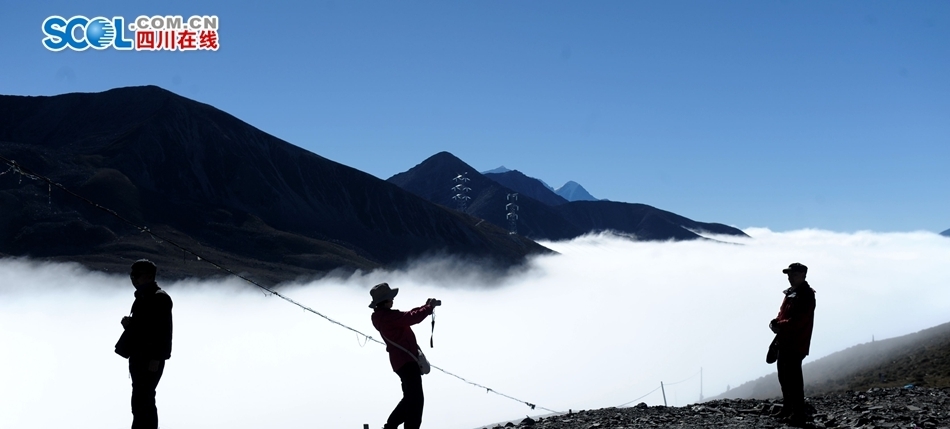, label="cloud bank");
[1,229,948,429]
